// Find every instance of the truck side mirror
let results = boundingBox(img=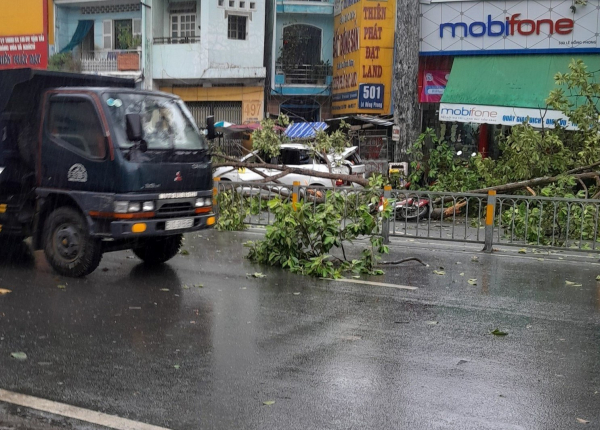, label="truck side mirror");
[206,115,216,140]
[126,113,143,141]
